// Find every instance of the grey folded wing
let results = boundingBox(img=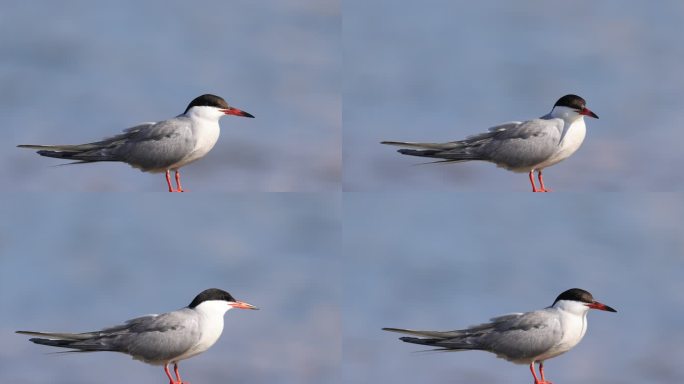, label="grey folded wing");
[96,310,200,362]
[19,311,200,363]
[112,119,197,171]
[18,119,197,172]
[380,123,523,150]
[16,122,159,160]
[451,119,563,169]
[382,119,563,170]
[437,311,562,361]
